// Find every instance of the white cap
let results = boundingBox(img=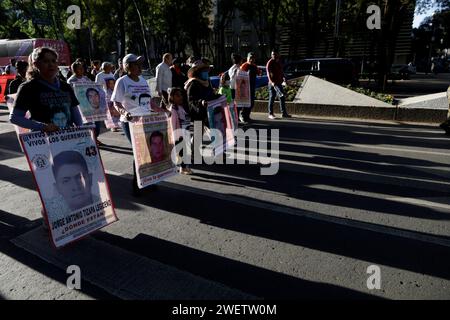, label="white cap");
[122,53,144,65]
[101,61,112,70]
